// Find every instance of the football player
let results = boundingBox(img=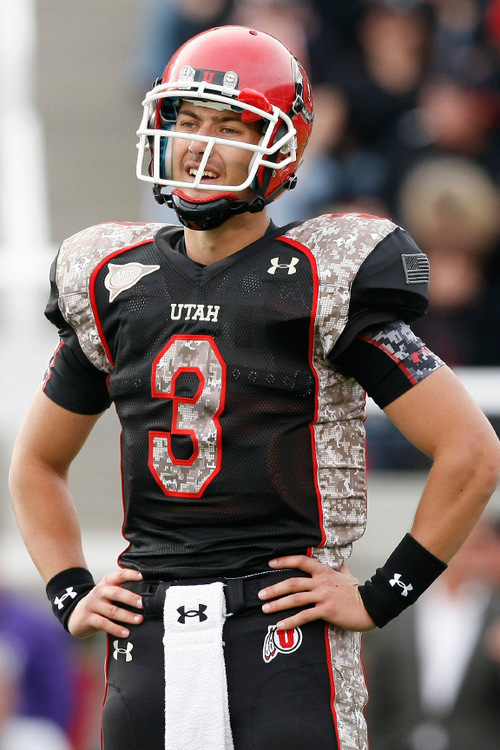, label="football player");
[9,25,500,750]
